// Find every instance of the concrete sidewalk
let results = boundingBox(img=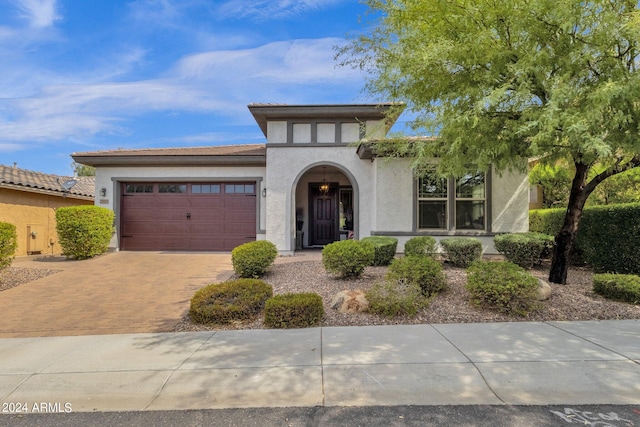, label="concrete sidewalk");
[1,320,639,413]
